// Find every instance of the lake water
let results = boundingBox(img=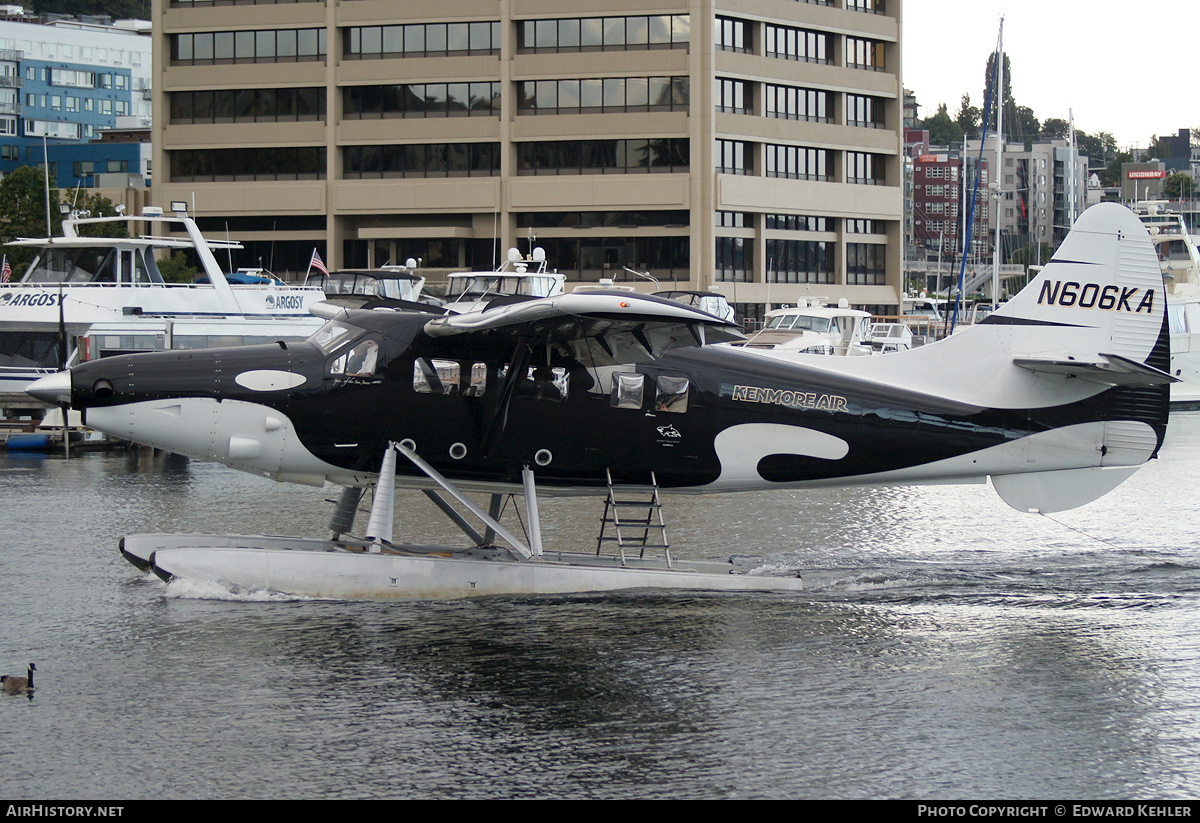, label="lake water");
[2,413,1200,799]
